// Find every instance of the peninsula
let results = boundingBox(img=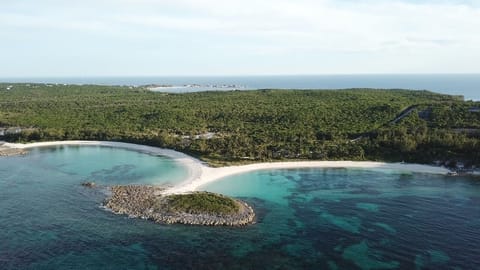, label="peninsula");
[1,84,479,169]
[1,86,479,226]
